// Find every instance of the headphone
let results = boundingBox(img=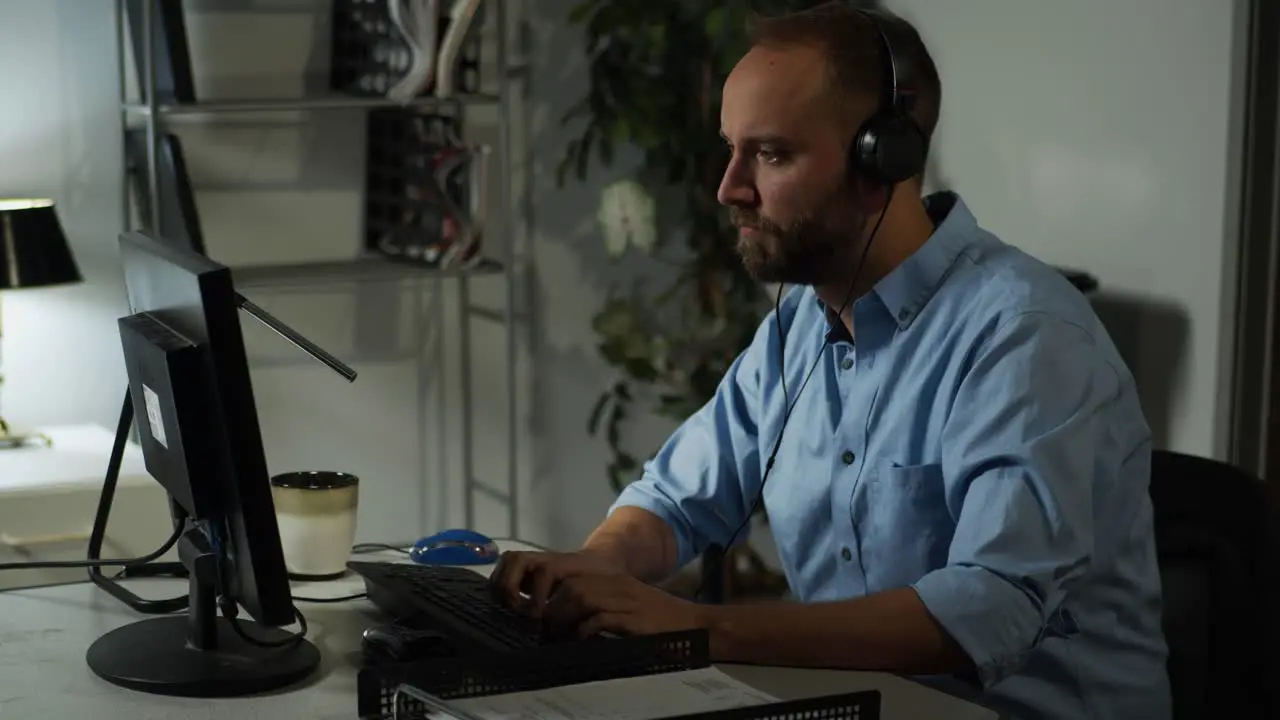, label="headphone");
[698,5,925,600]
[848,6,928,186]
